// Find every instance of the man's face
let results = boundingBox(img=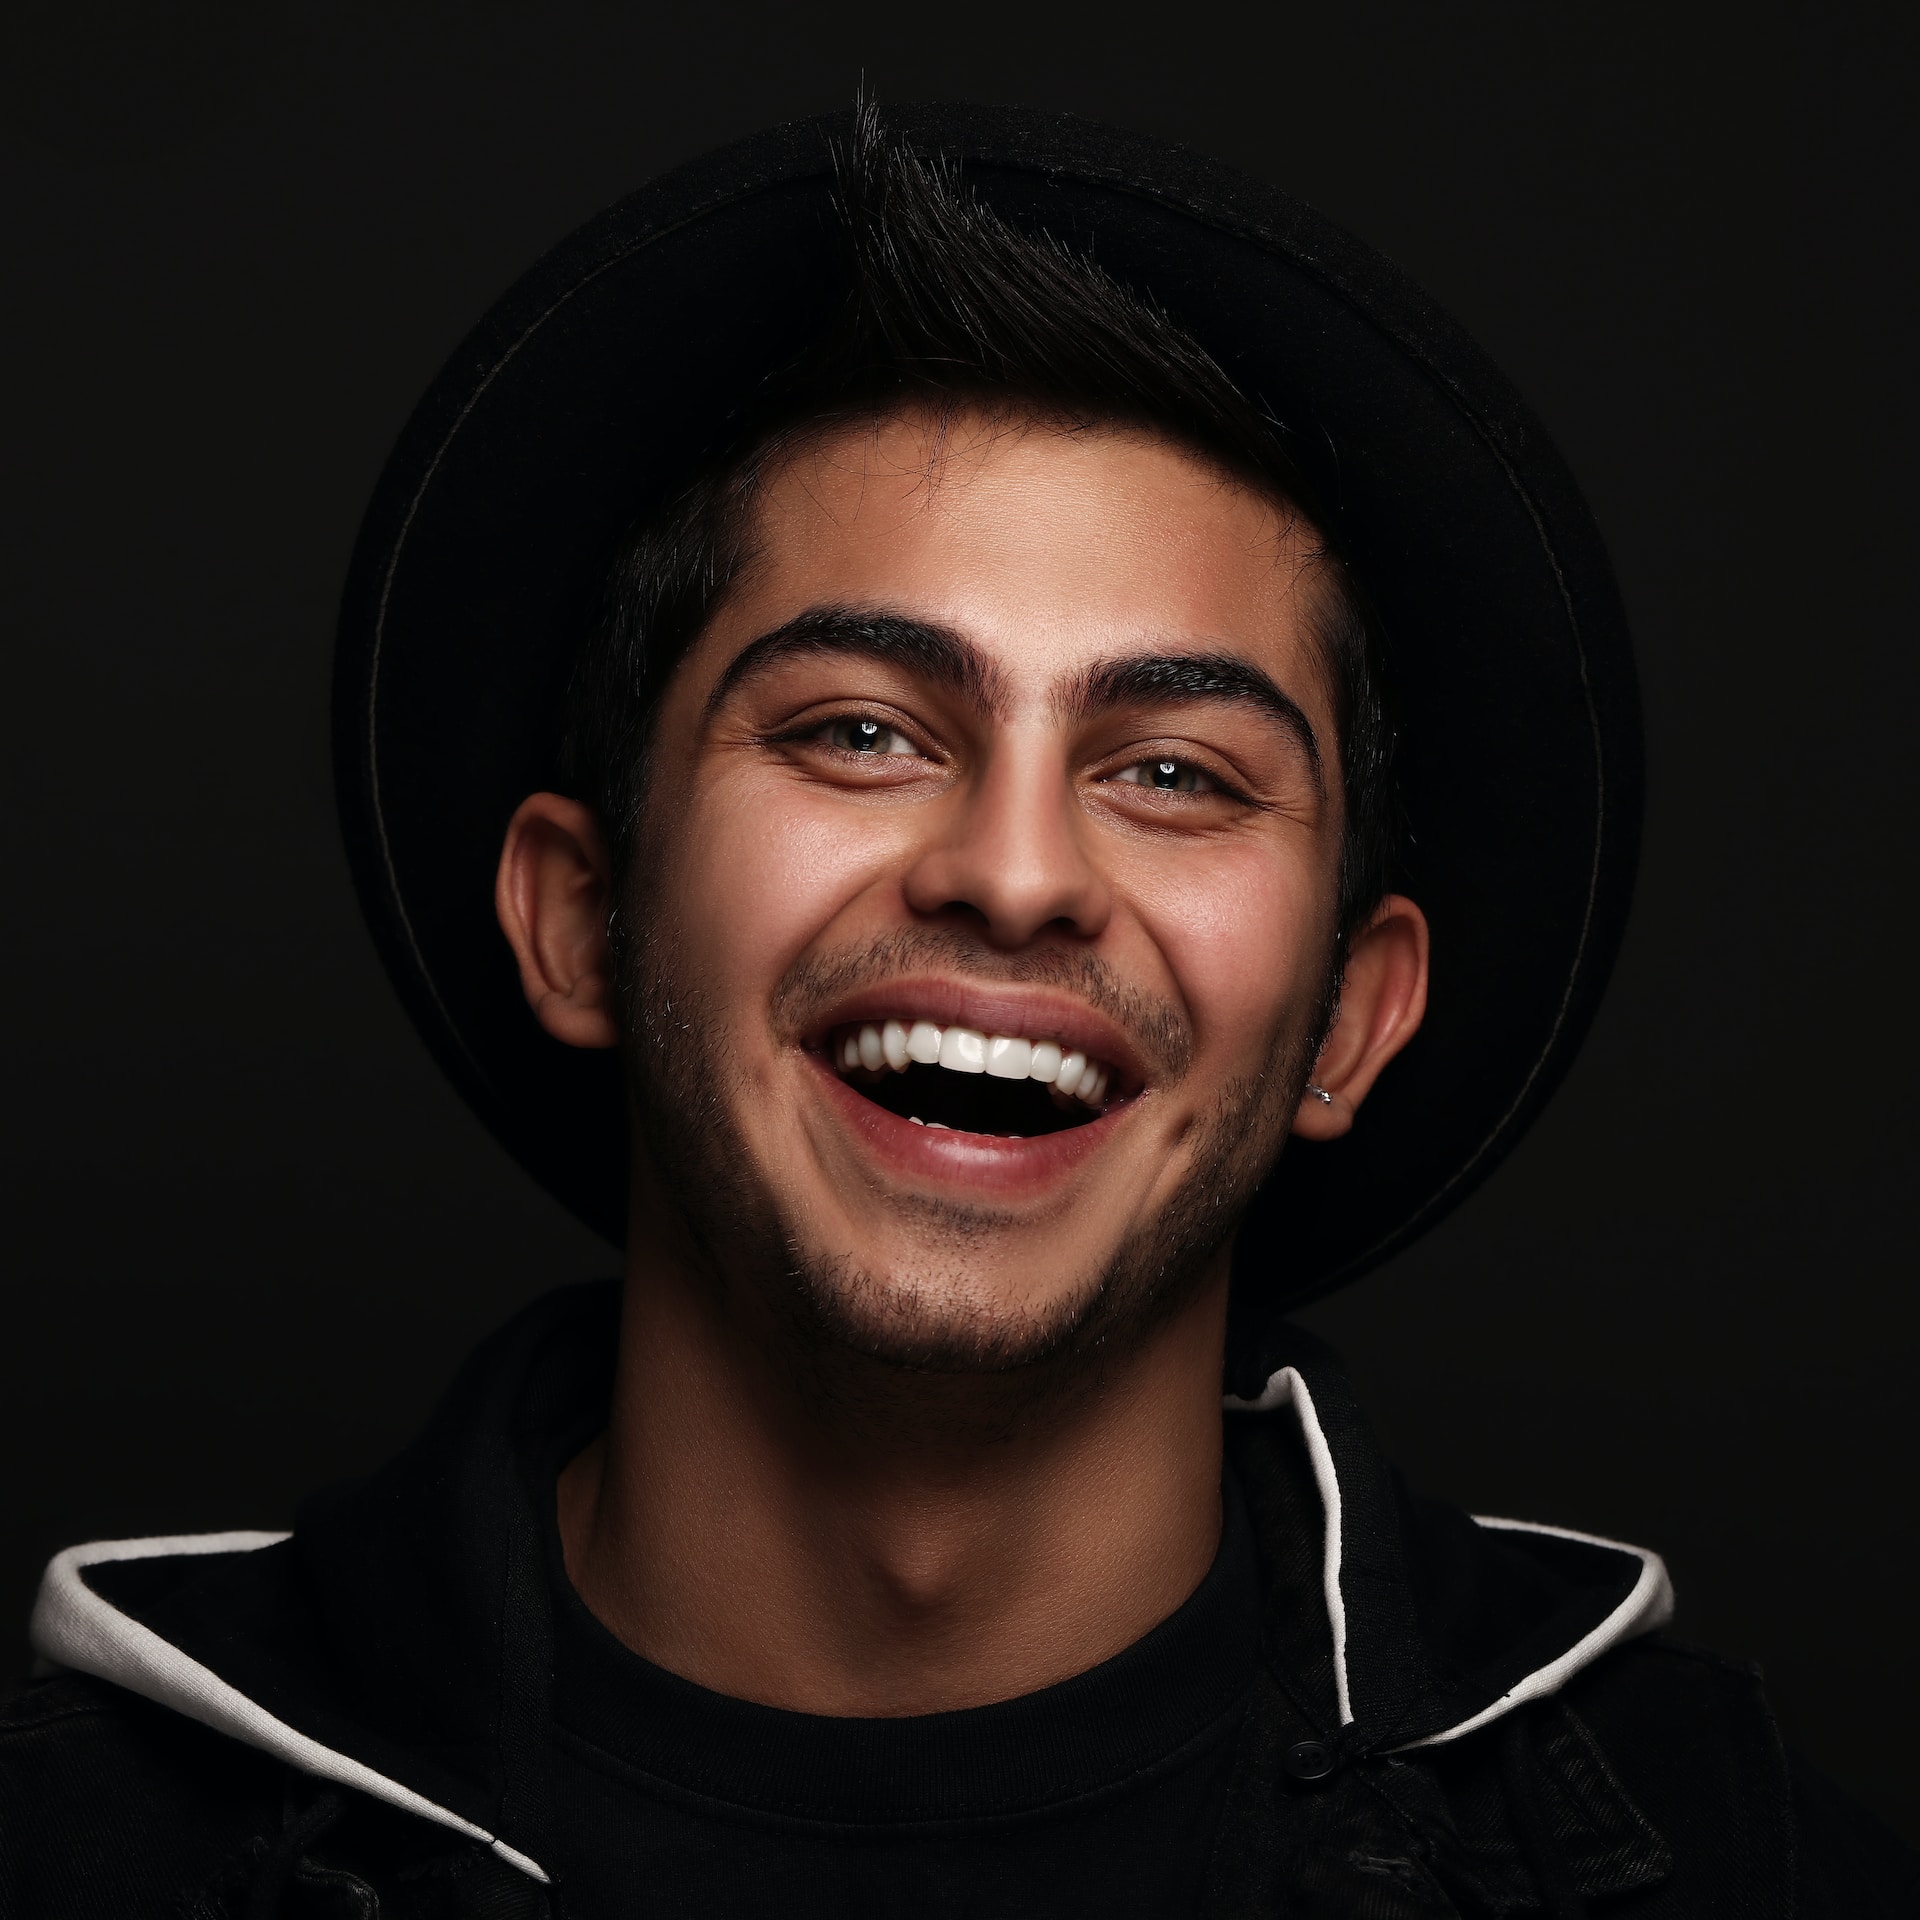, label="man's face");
[625,410,1345,1370]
